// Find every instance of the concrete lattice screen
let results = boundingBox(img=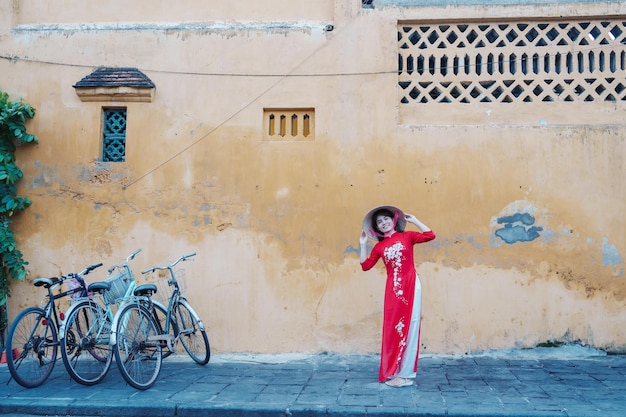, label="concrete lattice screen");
[398,19,626,105]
